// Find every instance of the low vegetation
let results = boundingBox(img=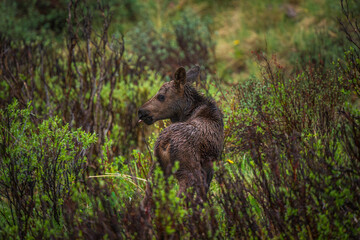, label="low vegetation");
[0,0,359,239]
